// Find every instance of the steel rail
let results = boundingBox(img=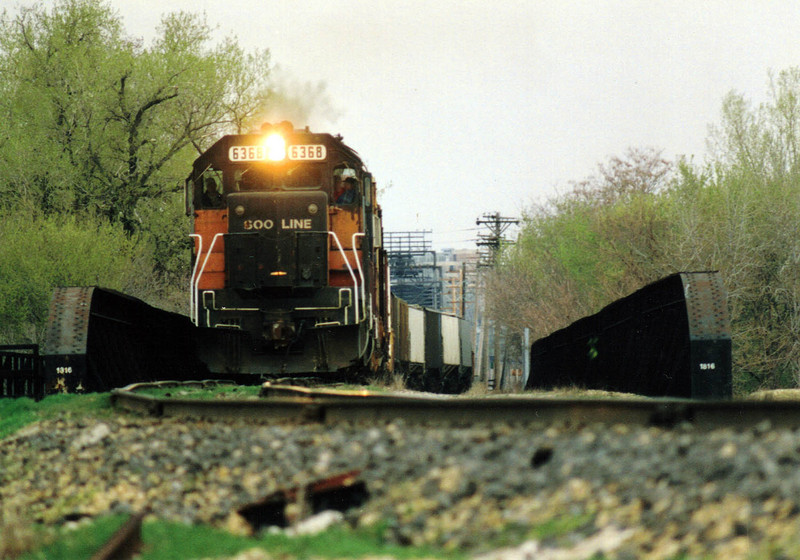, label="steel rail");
[90,512,144,560]
[110,382,800,429]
